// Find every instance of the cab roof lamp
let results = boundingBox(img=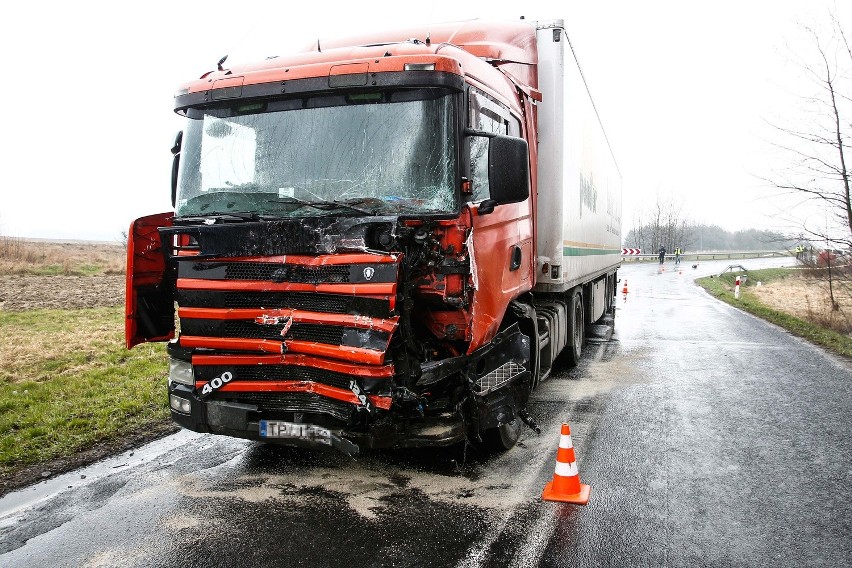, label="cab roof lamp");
[404,63,436,71]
